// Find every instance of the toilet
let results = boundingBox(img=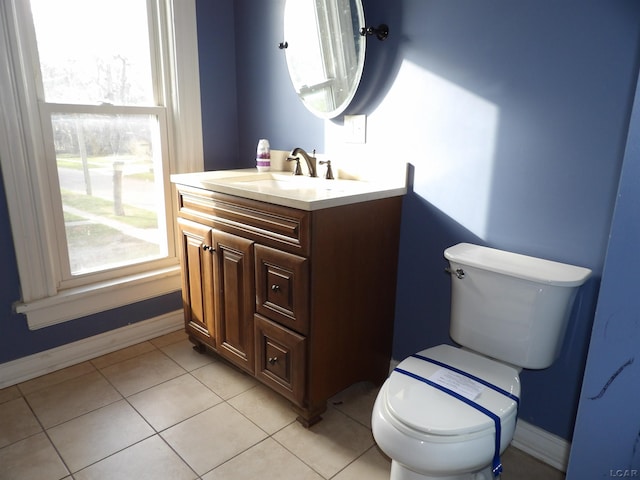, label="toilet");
[372,243,591,480]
